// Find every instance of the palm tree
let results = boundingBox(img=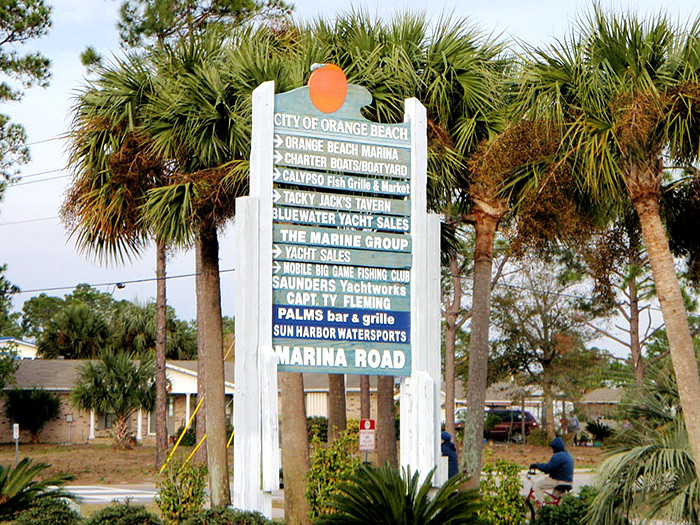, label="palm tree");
[314,463,484,525]
[515,6,700,479]
[71,350,156,448]
[589,361,699,523]
[37,303,109,358]
[0,458,74,521]
[64,52,172,467]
